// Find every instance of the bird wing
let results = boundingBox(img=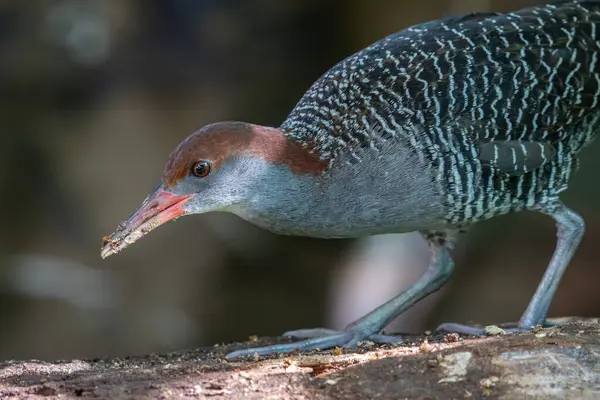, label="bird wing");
[415,4,600,178]
[478,141,556,176]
